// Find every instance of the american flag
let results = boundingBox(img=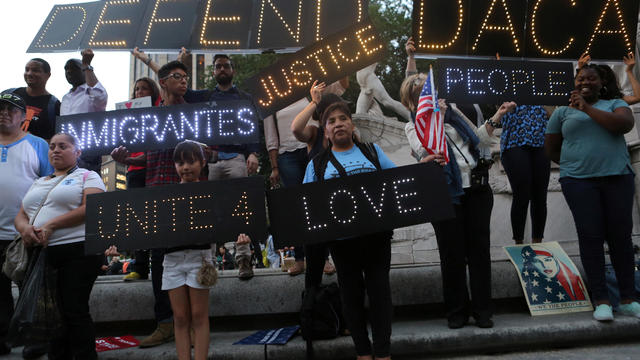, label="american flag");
[415,68,449,163]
